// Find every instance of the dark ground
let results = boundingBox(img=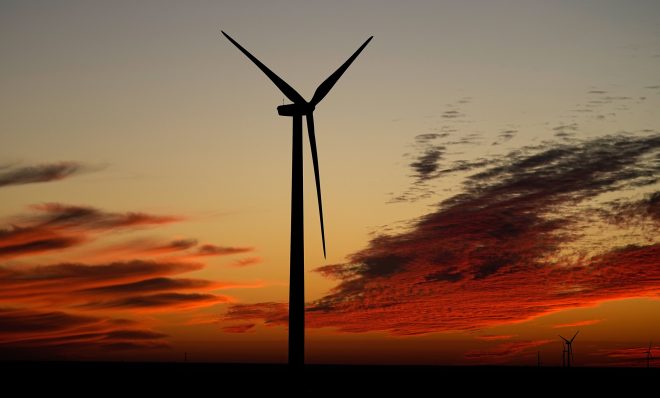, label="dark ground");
[1,361,656,394]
